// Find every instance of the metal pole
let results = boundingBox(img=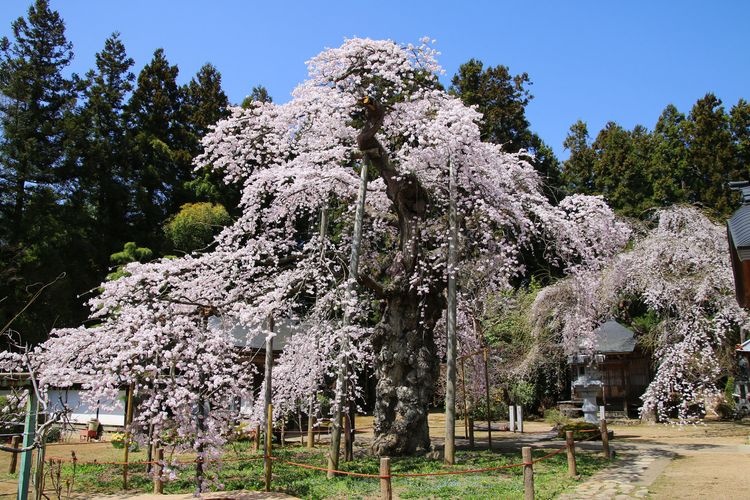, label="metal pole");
[444,155,458,465]
[17,390,37,500]
[329,162,368,477]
